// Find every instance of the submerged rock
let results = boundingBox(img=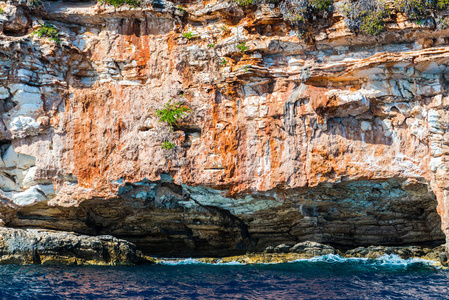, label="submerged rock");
[0,227,149,265]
